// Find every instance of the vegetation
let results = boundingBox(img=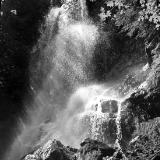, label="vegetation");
[94,0,160,39]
